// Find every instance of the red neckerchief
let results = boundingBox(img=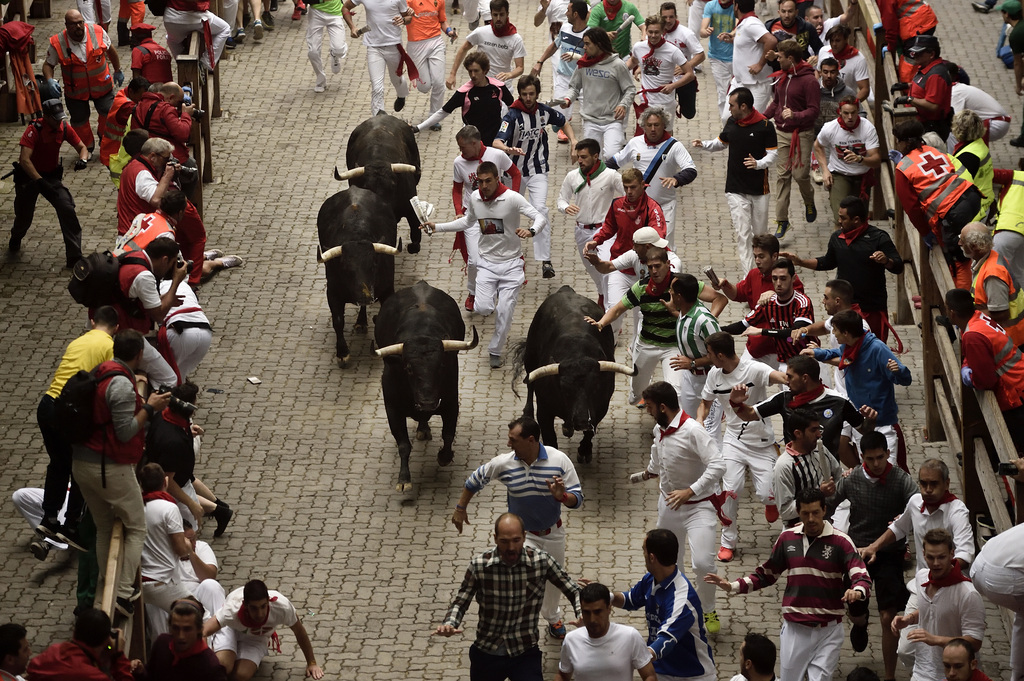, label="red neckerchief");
[787,382,825,407]
[837,113,861,131]
[462,141,485,161]
[603,0,622,22]
[161,407,191,428]
[510,98,538,114]
[832,43,860,65]
[736,110,767,127]
[480,183,509,202]
[168,636,209,666]
[838,222,869,245]
[644,36,665,60]
[863,461,893,484]
[491,20,517,37]
[577,51,608,68]
[237,596,278,629]
[646,130,672,145]
[770,61,812,90]
[645,272,673,299]
[658,411,691,440]
[143,491,178,504]
[921,491,958,513]
[838,334,865,370]
[575,161,608,192]
[922,561,971,589]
